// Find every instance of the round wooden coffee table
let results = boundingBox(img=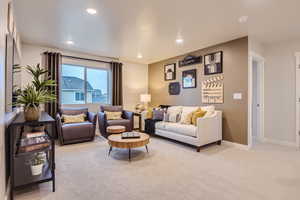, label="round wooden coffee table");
[108,132,150,161]
[106,125,126,134]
